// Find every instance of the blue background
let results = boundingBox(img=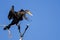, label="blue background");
[0,0,60,40]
